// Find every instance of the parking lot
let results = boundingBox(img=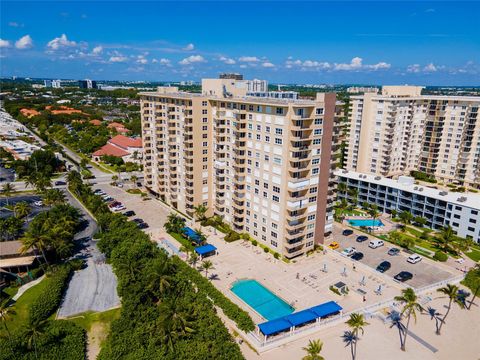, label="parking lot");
[92,183,170,232]
[330,224,458,289]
